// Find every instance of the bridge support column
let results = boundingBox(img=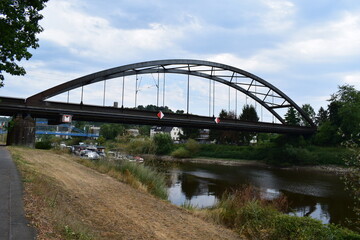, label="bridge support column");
[6,114,35,148]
